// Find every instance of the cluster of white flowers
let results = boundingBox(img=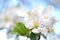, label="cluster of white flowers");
[24,5,60,40]
[0,5,60,40]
